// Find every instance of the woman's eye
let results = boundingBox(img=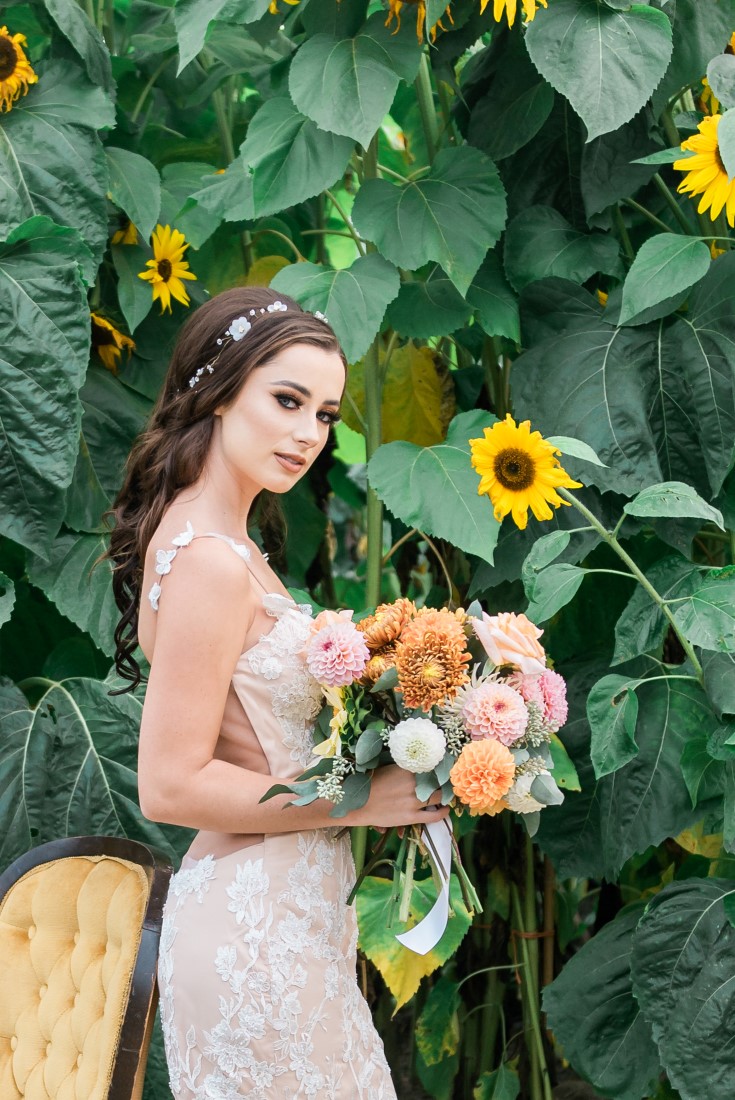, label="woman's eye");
[318,410,341,425]
[276,393,299,409]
